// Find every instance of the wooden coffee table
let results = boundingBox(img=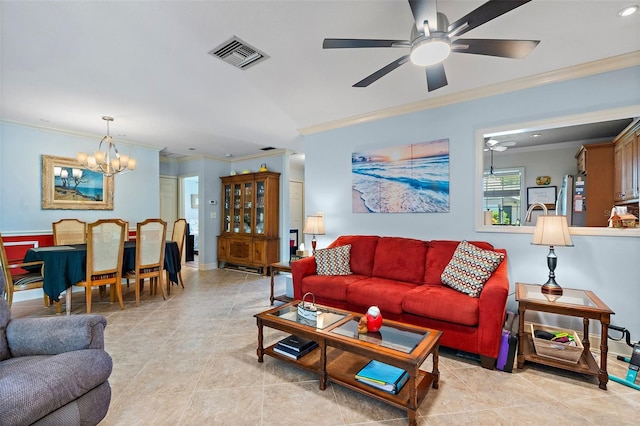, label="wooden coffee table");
[255,301,442,425]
